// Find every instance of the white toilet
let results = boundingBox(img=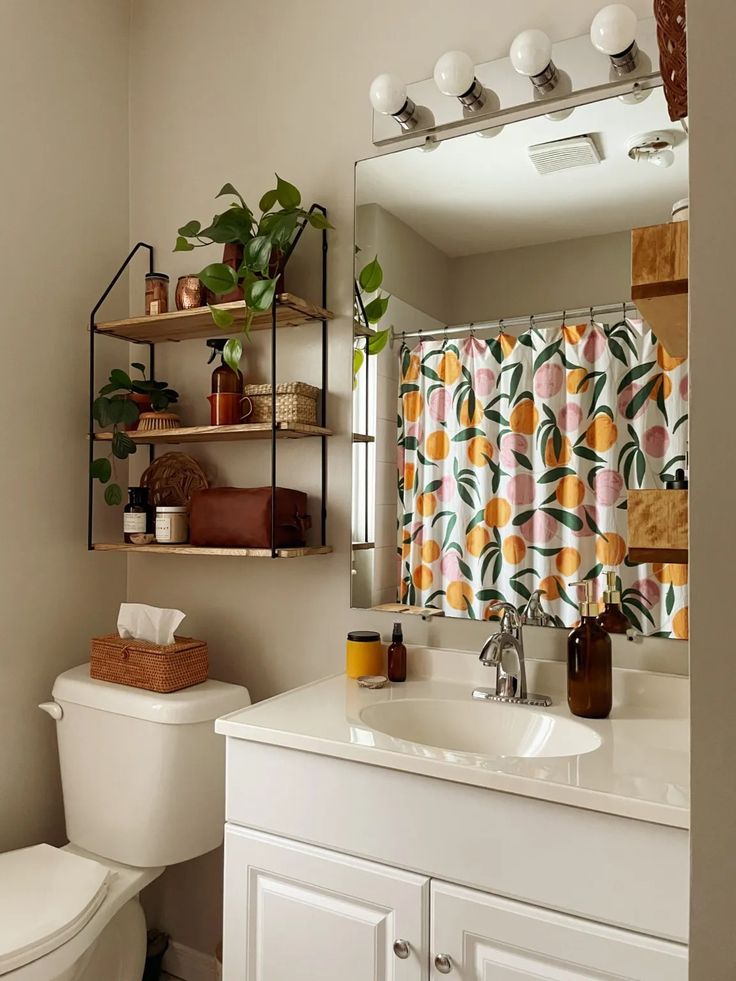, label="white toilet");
[0,664,250,980]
